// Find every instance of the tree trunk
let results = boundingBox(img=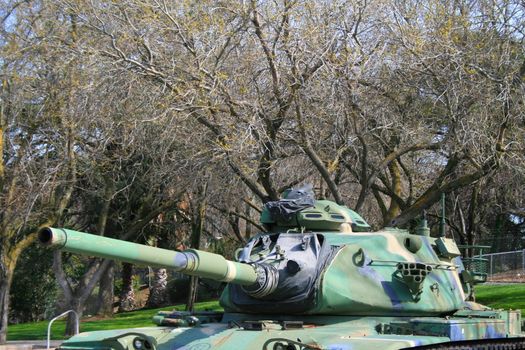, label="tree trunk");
[185,276,198,312]
[245,202,252,240]
[383,161,403,226]
[186,185,206,312]
[53,251,112,337]
[118,263,136,312]
[96,262,114,316]
[65,301,81,337]
[466,183,480,257]
[0,268,13,344]
[146,268,168,308]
